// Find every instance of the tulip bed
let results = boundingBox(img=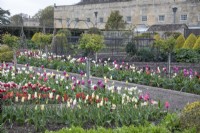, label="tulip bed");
[17,51,200,95]
[0,64,171,132]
